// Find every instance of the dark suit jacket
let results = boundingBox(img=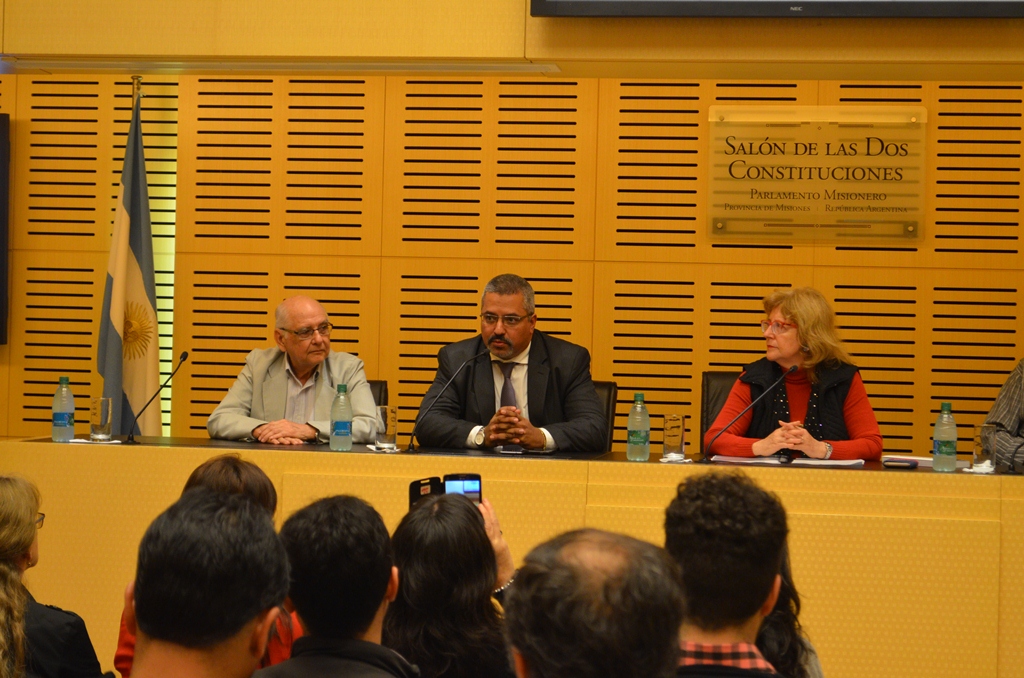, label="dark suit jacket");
[24,592,109,678]
[414,331,607,453]
[255,637,419,678]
